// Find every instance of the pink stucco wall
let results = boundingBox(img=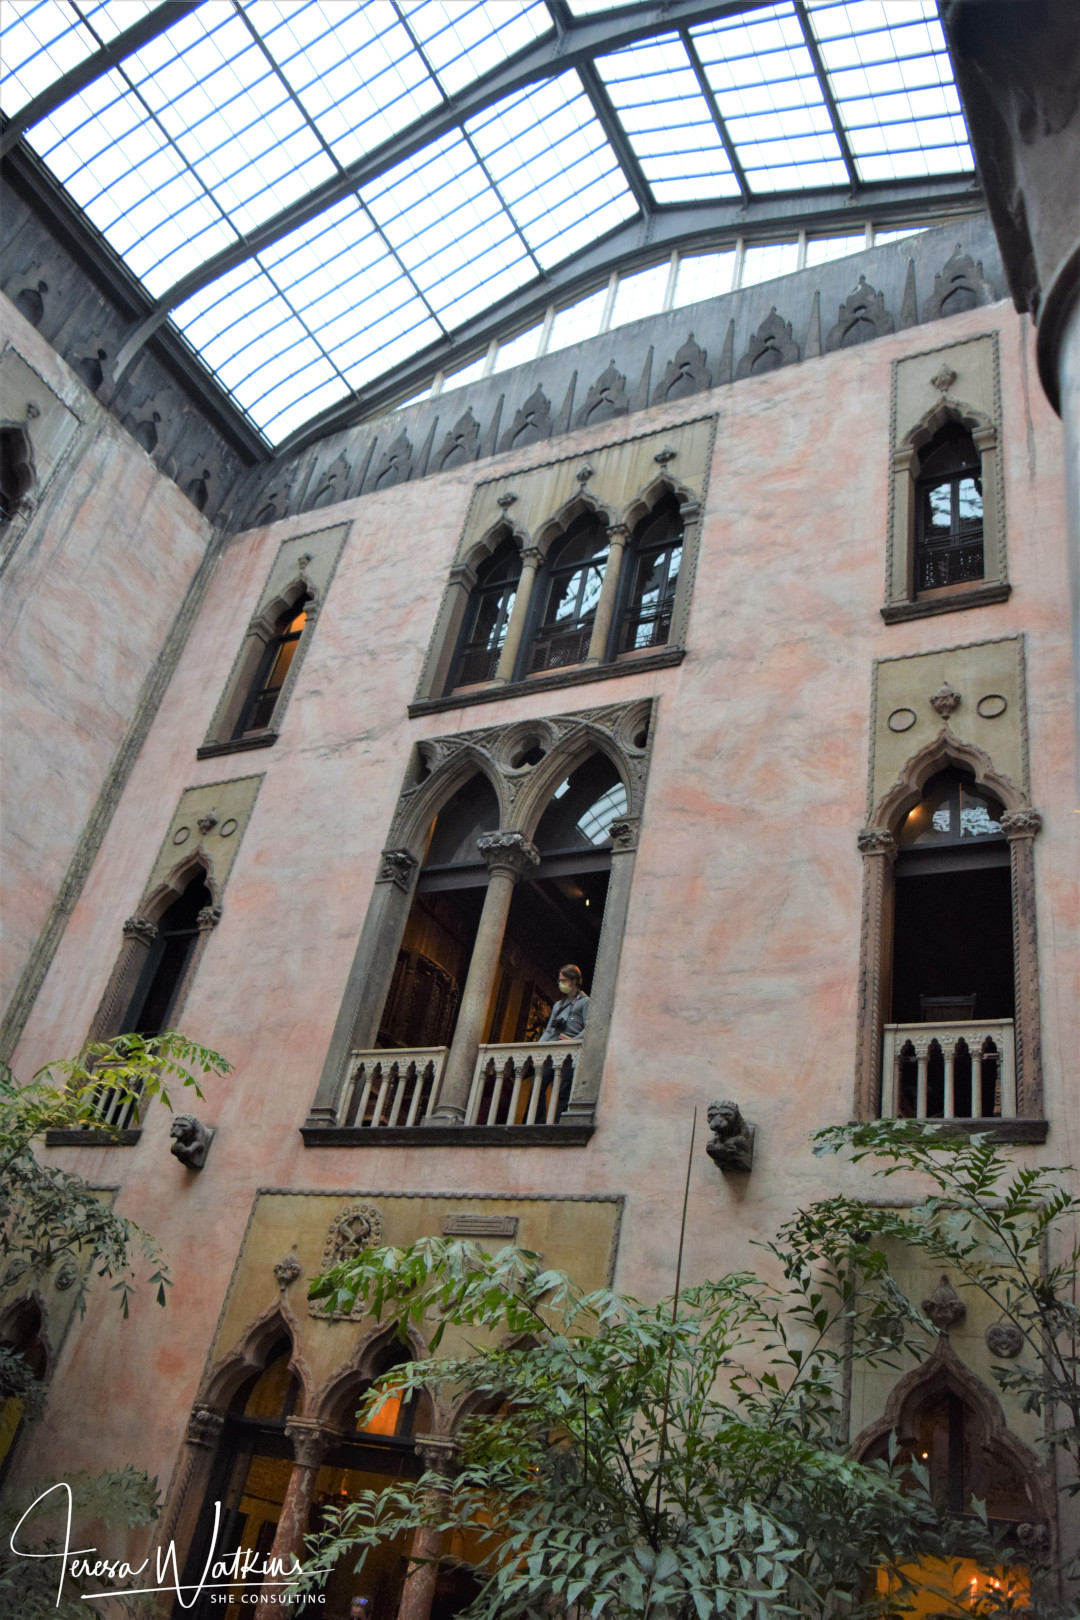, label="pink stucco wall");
[14,299,1077,1505]
[0,295,214,1016]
